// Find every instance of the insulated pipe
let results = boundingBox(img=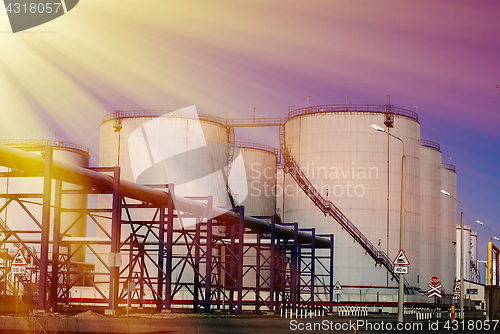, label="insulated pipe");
[0,143,330,247]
